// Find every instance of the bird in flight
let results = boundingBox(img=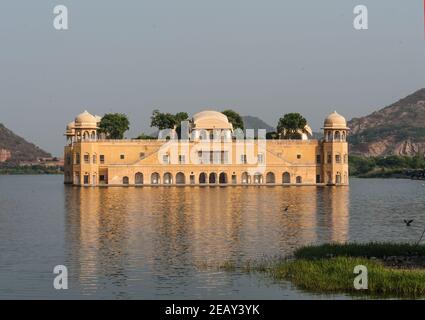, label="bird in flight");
[404,219,414,226]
